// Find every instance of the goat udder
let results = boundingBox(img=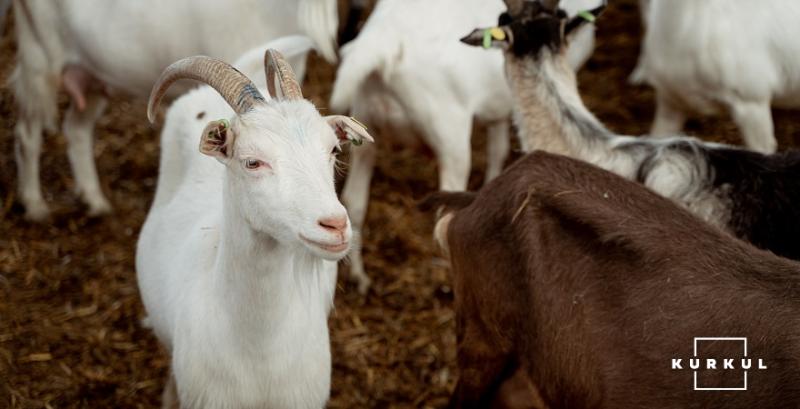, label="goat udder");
[62,65,105,111]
